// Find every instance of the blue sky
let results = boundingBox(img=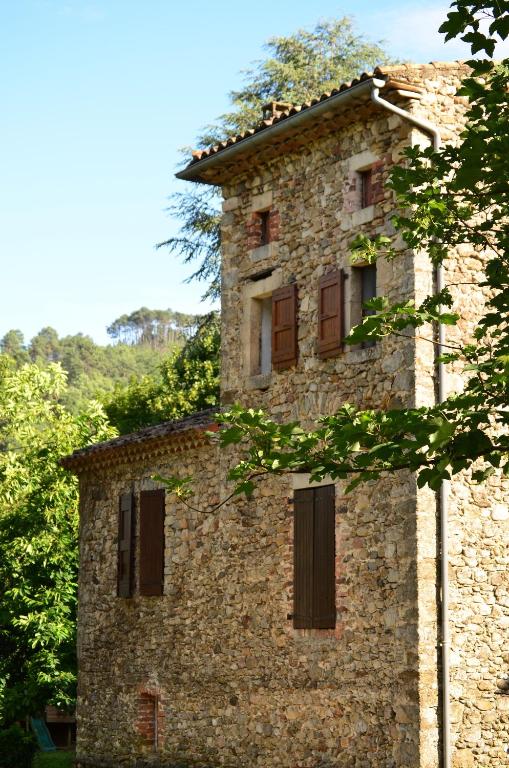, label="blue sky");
[0,0,482,344]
